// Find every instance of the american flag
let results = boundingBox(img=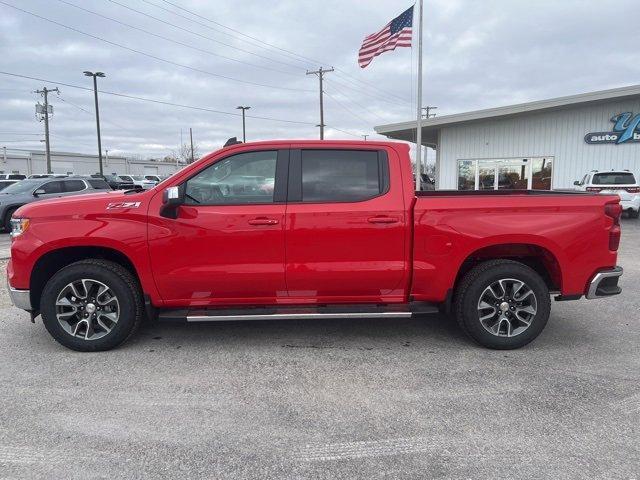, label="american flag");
[358,6,414,68]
